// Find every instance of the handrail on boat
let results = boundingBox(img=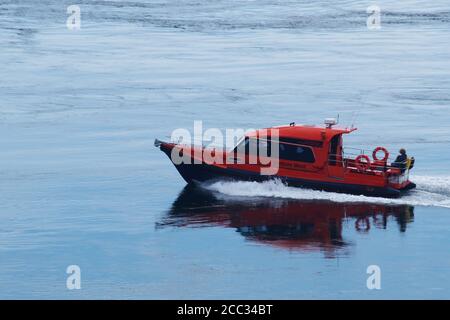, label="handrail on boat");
[327,153,410,176]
